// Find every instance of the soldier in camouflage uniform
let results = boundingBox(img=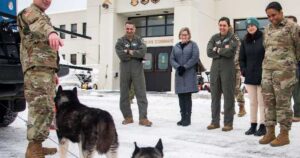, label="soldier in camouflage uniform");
[115,21,152,127]
[286,16,300,122]
[233,34,246,117]
[259,2,300,147]
[17,0,64,157]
